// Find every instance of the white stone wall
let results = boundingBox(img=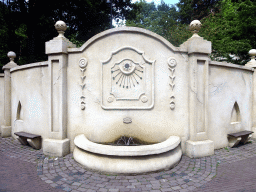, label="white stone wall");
[10,62,50,139]
[67,28,190,151]
[5,26,255,155]
[208,61,253,149]
[0,74,4,132]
